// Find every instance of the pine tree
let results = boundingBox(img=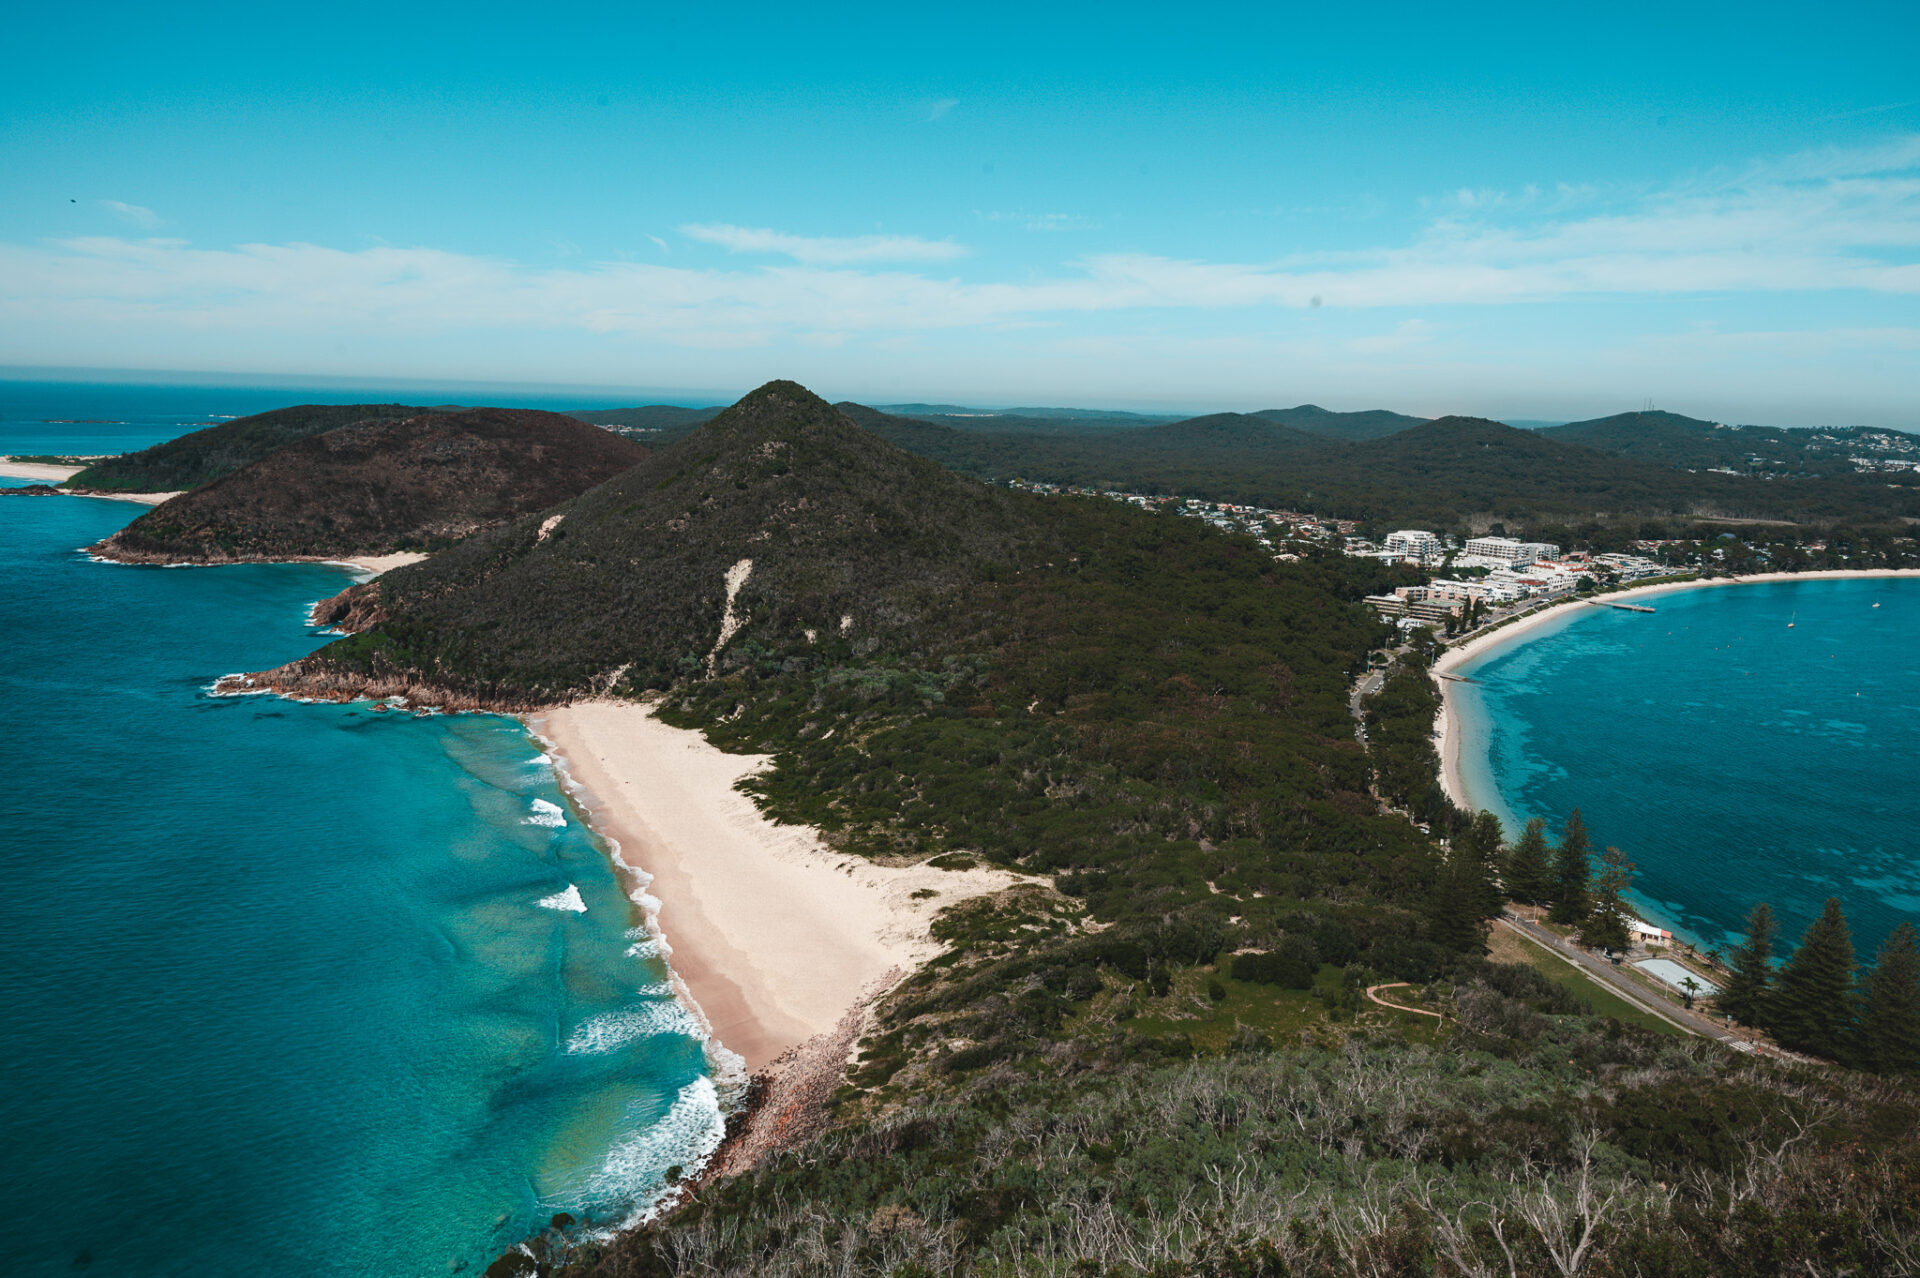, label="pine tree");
[1718,903,1777,1028]
[1580,845,1634,951]
[1547,808,1593,925]
[1461,810,1508,921]
[1859,922,1920,1075]
[1426,855,1484,953]
[1503,817,1553,907]
[1768,898,1857,1060]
